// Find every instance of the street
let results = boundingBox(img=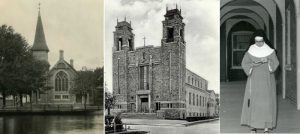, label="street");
[123,119,220,134]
